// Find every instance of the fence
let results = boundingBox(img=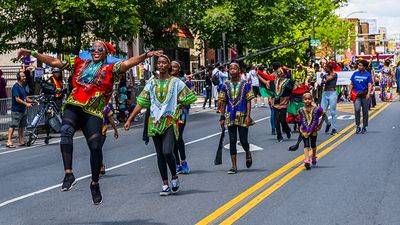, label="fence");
[191,80,206,96]
[0,96,41,132]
